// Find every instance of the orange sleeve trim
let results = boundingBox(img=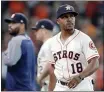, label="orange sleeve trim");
[87,54,100,62]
